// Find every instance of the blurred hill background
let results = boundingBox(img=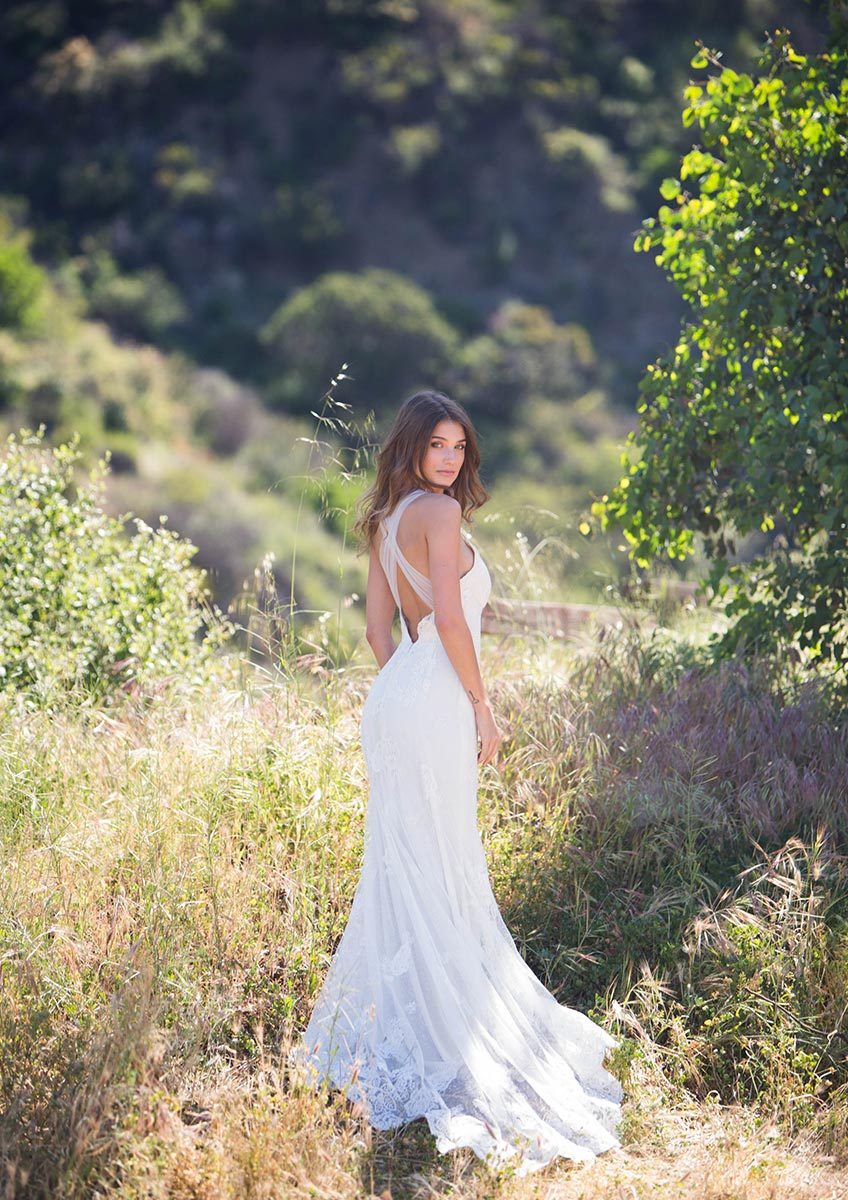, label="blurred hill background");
[0,0,830,644]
